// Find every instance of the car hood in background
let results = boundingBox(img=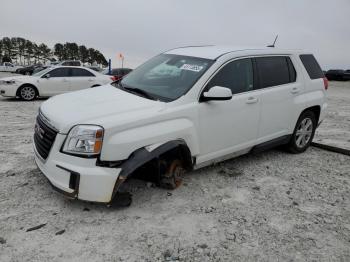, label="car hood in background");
[40,85,166,134]
[0,75,38,82]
